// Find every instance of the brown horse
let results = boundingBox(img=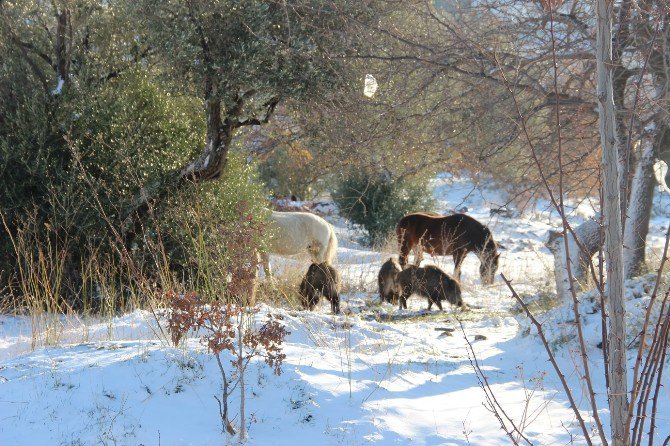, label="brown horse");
[396,213,500,285]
